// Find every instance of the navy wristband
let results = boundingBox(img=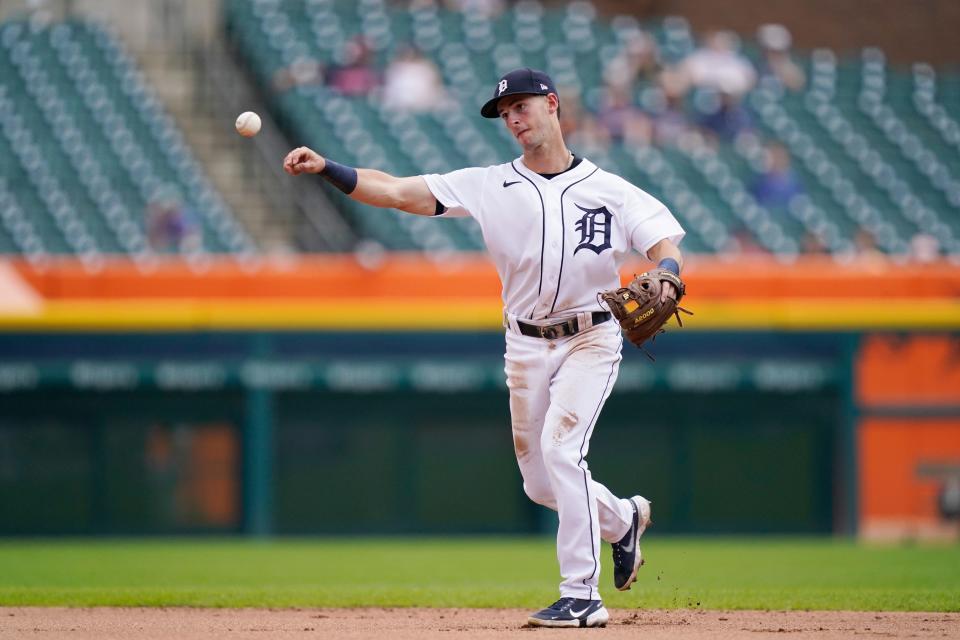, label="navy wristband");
[658,257,680,276]
[320,160,358,194]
